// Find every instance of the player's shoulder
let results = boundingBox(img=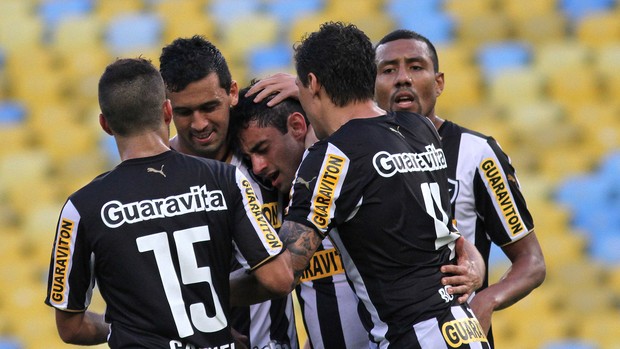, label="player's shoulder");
[392,110,430,126]
[175,150,237,173]
[391,111,440,137]
[441,120,486,138]
[441,120,503,149]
